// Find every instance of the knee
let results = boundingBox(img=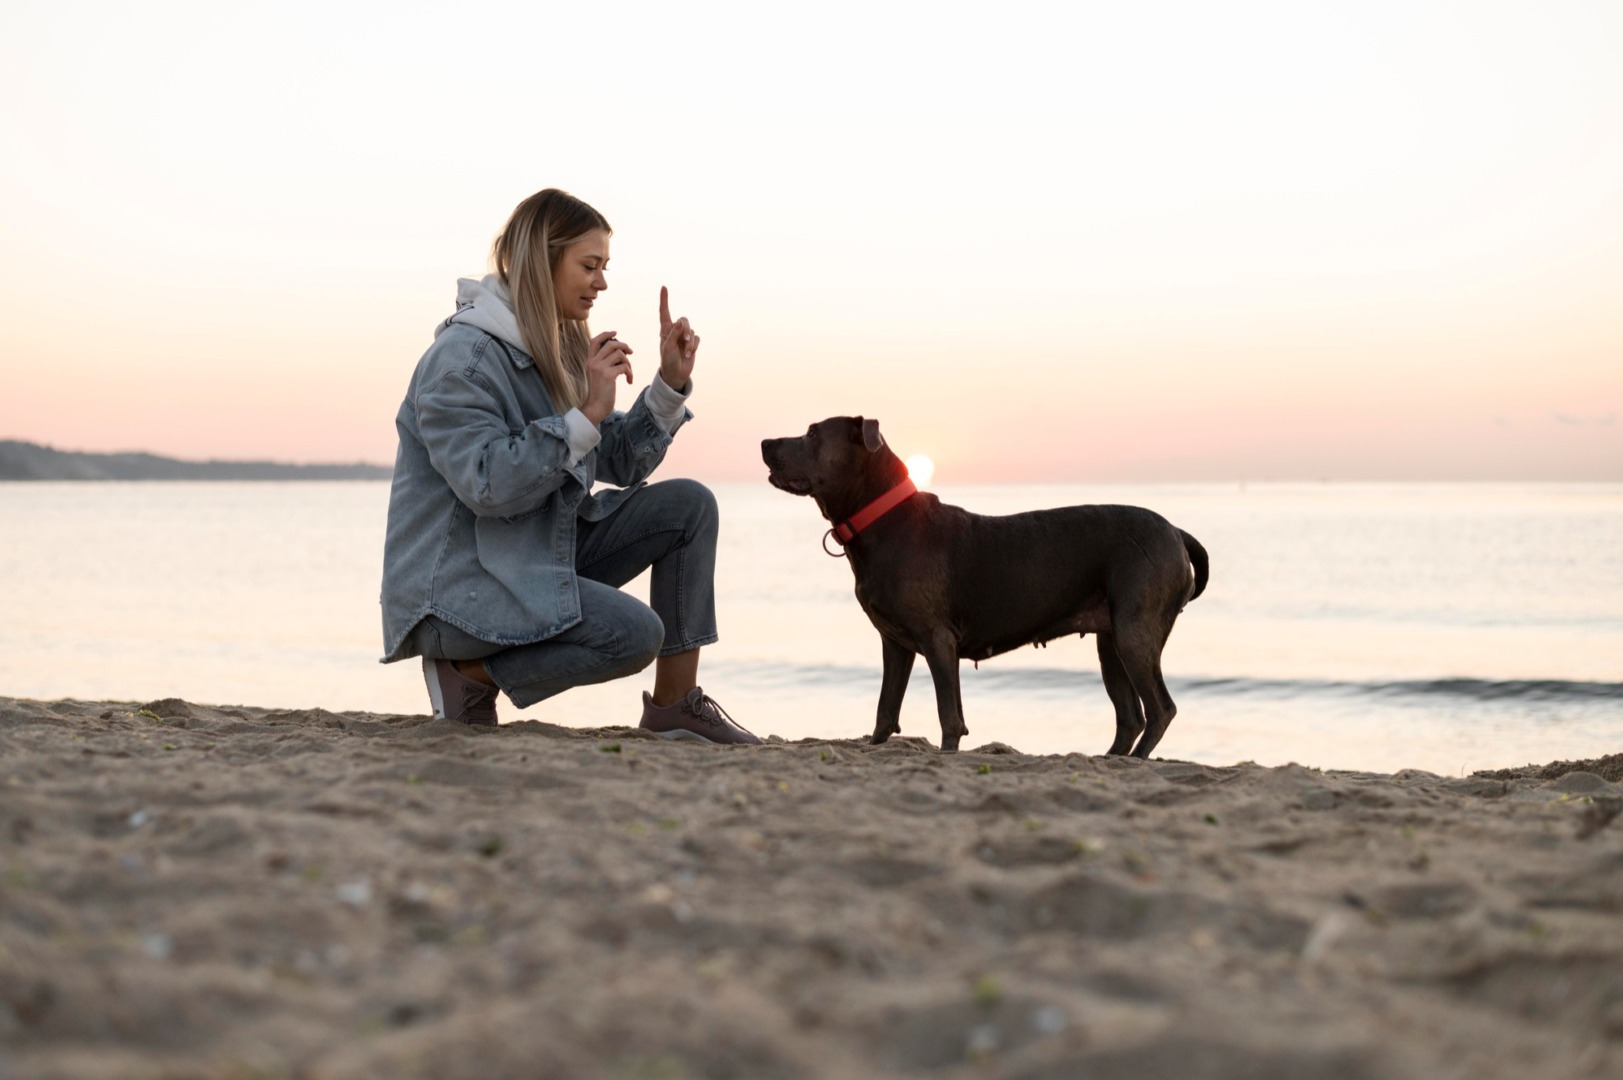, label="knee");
[662,477,718,538]
[624,605,666,670]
